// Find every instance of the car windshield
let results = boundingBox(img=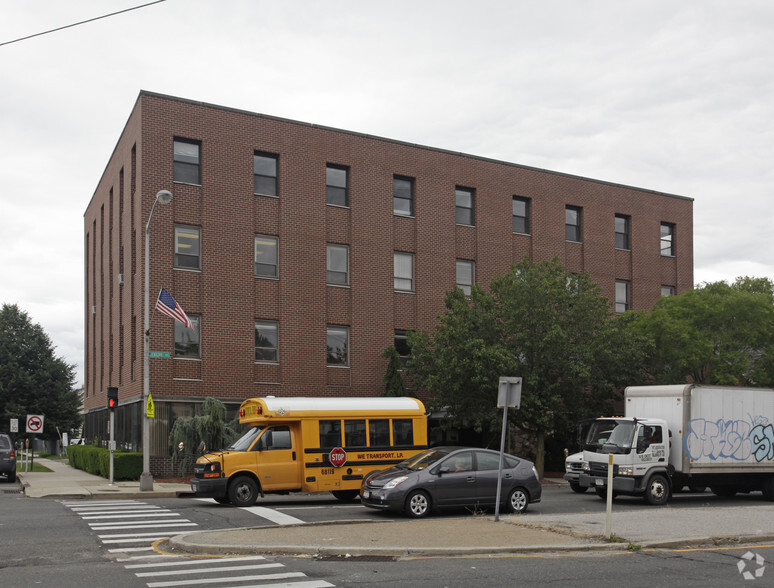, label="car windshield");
[587,420,636,454]
[226,426,263,451]
[395,448,450,470]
